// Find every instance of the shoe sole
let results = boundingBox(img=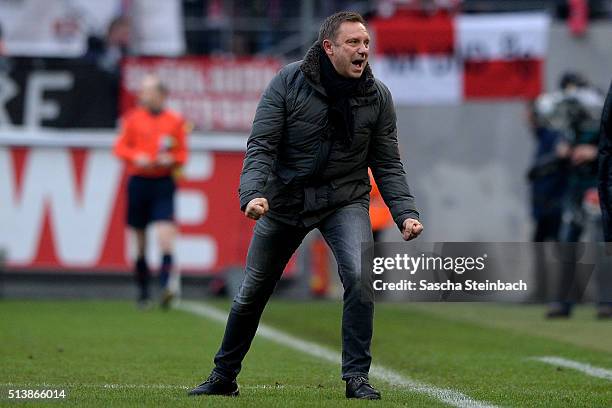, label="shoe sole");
[346,394,381,400]
[188,389,239,397]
